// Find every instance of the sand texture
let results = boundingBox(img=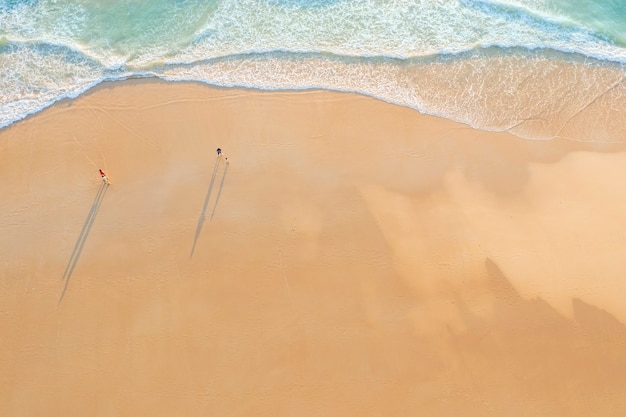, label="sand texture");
[2,81,626,416]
